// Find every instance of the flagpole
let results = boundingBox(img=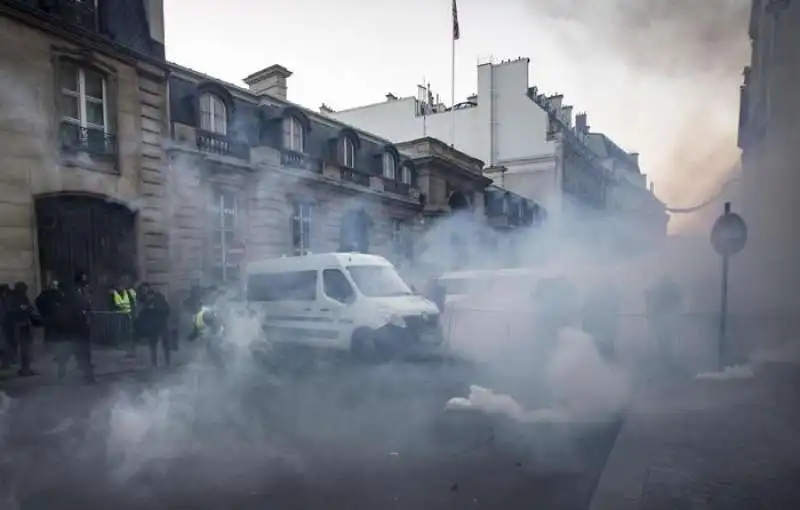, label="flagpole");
[451,33,455,148]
